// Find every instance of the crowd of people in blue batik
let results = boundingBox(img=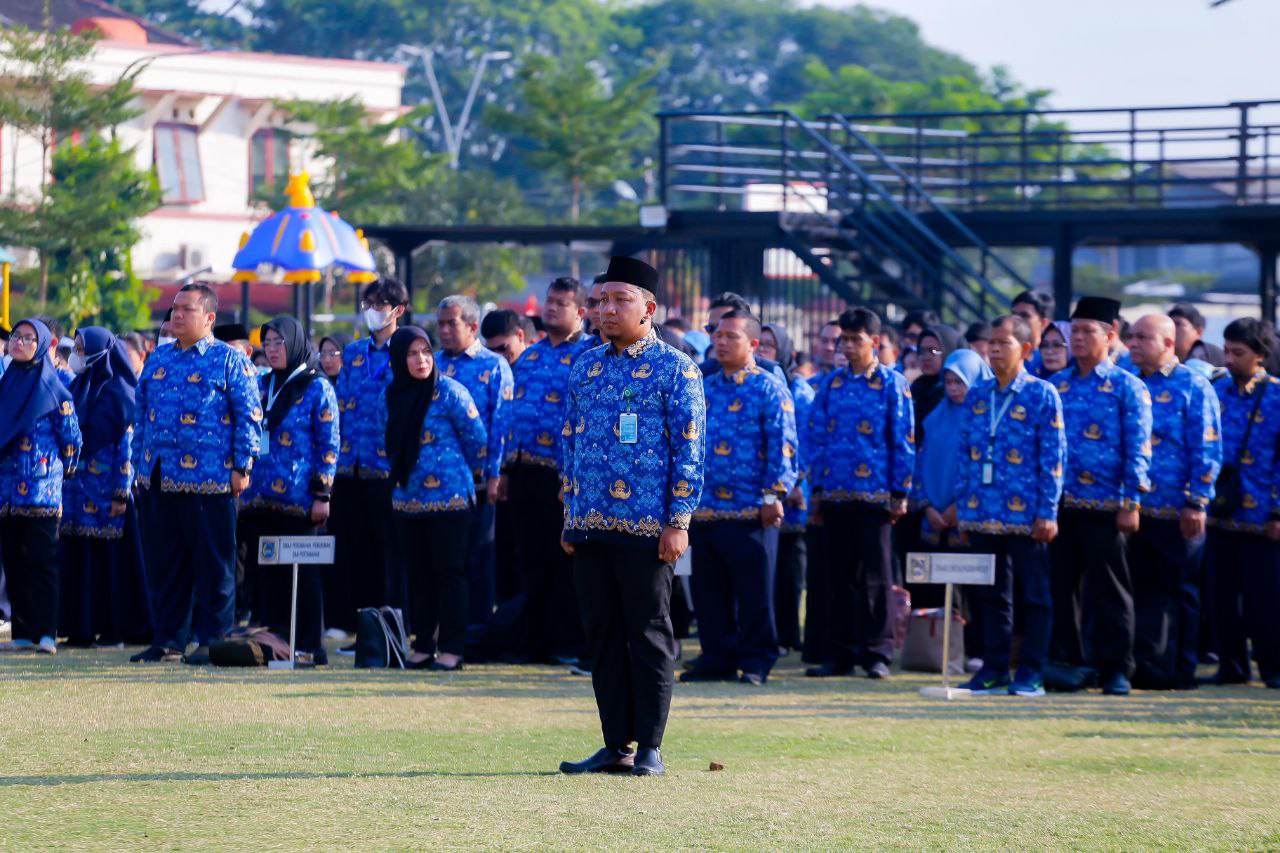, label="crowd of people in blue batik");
[1,272,1277,697]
